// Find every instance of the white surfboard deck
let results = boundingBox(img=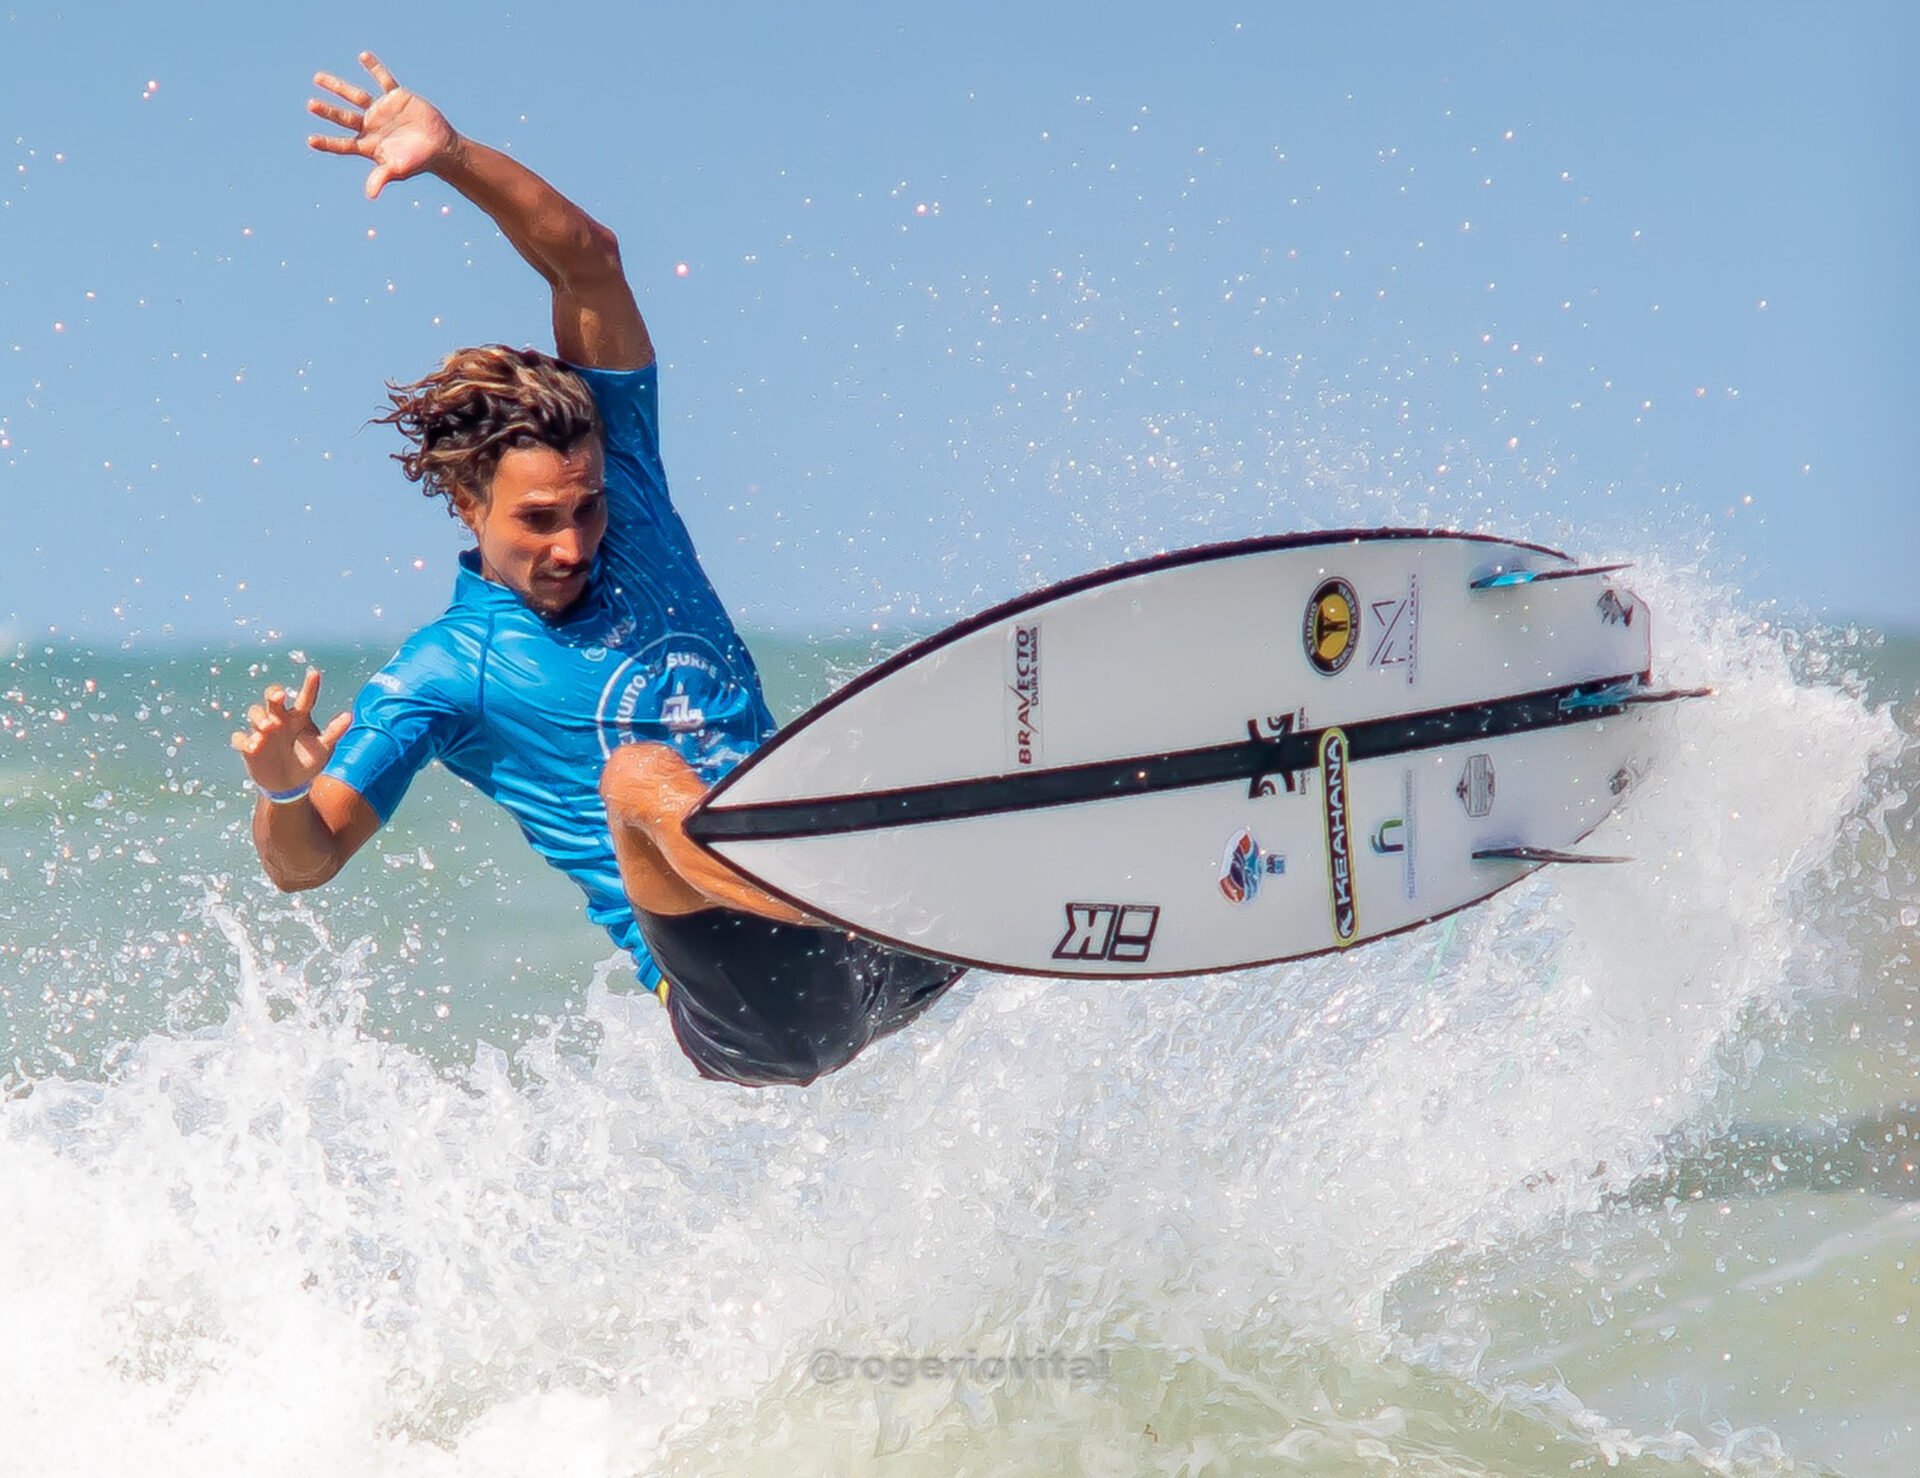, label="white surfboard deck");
[689,530,1695,978]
